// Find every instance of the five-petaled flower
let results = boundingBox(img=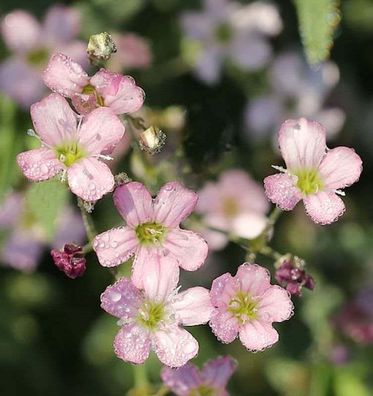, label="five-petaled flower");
[264,118,363,225]
[161,356,237,396]
[100,257,213,367]
[93,181,208,288]
[43,52,145,115]
[16,93,125,202]
[209,263,293,351]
